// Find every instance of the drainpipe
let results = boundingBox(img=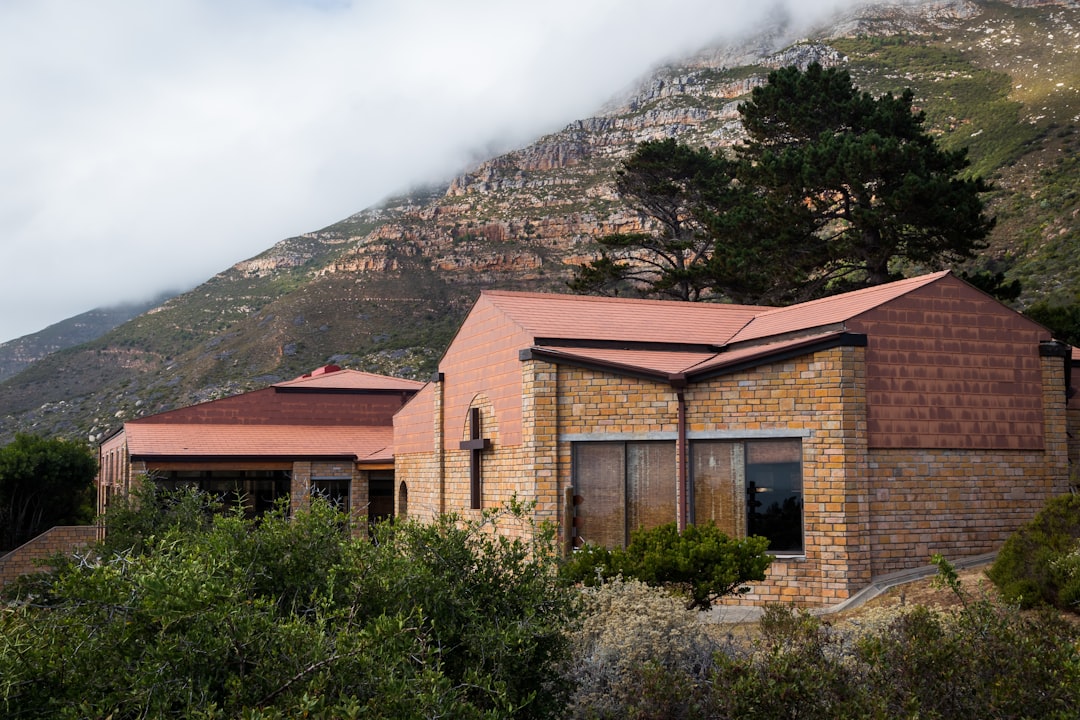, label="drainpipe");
[672,375,689,533]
